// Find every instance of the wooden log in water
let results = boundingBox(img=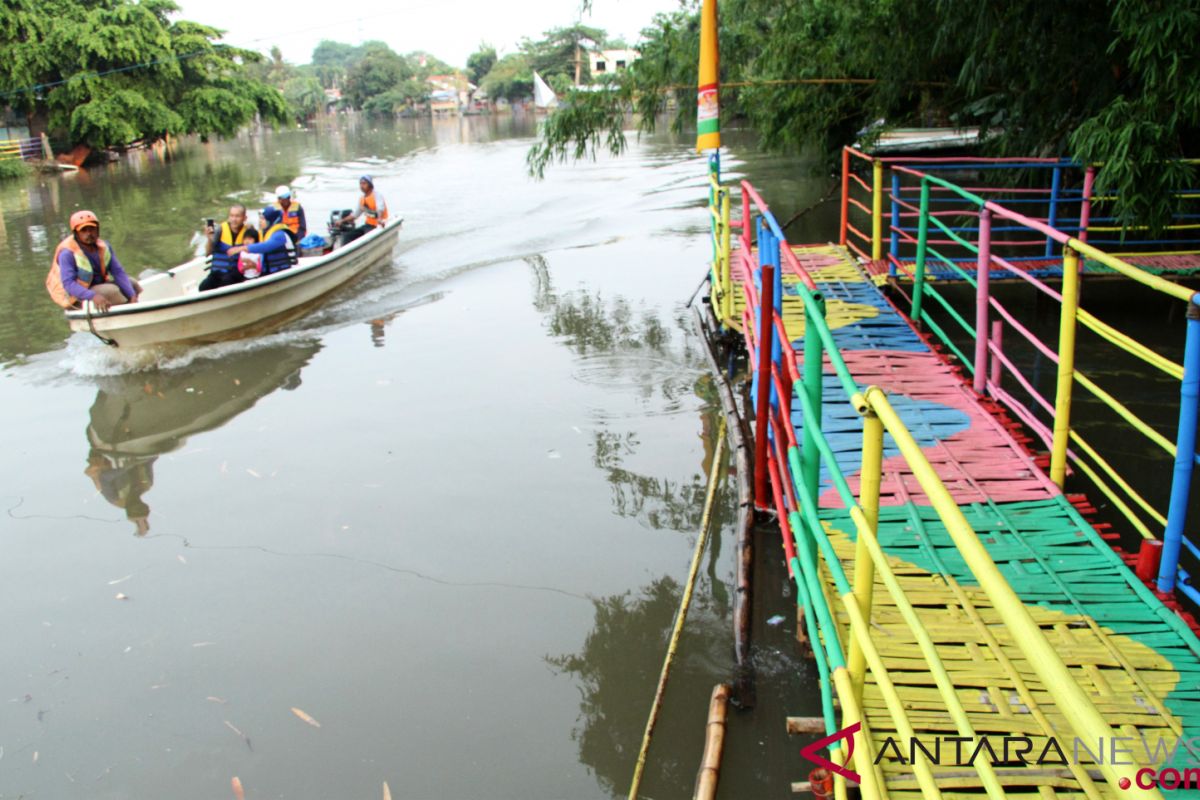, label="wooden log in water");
[786,716,826,735]
[693,683,730,800]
